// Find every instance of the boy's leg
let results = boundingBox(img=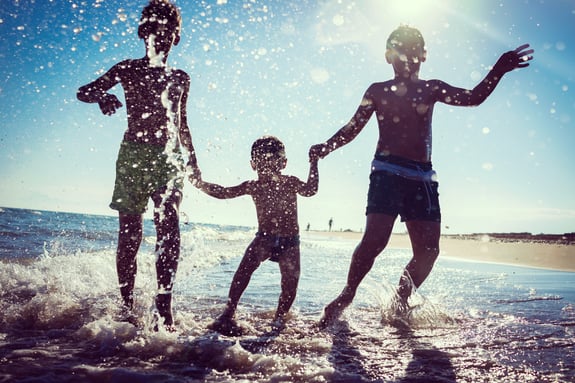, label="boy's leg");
[220,238,265,319]
[275,247,301,323]
[116,213,143,310]
[208,239,265,336]
[151,186,182,328]
[398,220,440,305]
[319,213,395,327]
